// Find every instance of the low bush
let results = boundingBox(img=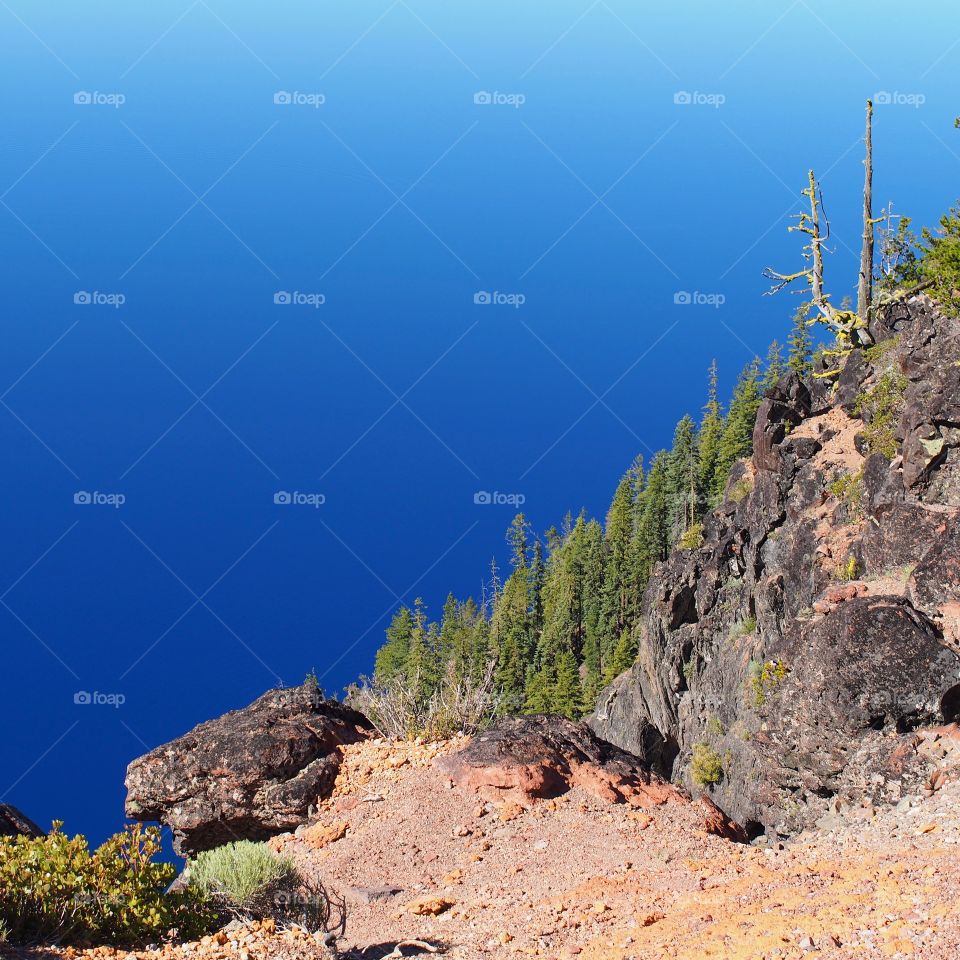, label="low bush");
[829,470,864,519]
[854,370,908,459]
[747,659,788,707]
[187,841,343,936]
[0,823,214,947]
[677,522,704,550]
[691,744,724,788]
